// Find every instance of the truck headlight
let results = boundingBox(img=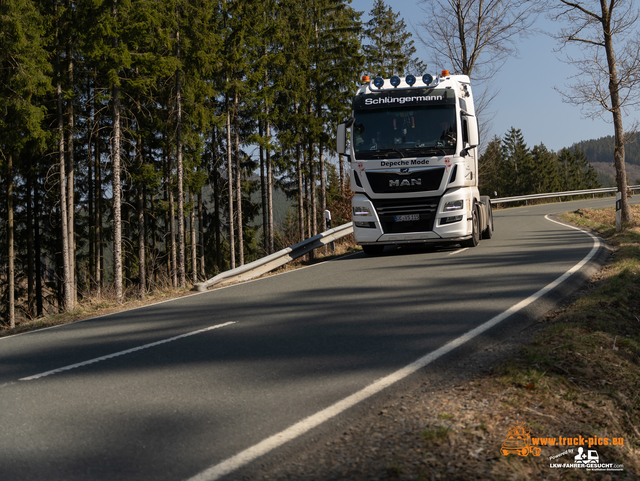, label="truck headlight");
[353,206,372,216]
[440,215,463,225]
[443,200,463,212]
